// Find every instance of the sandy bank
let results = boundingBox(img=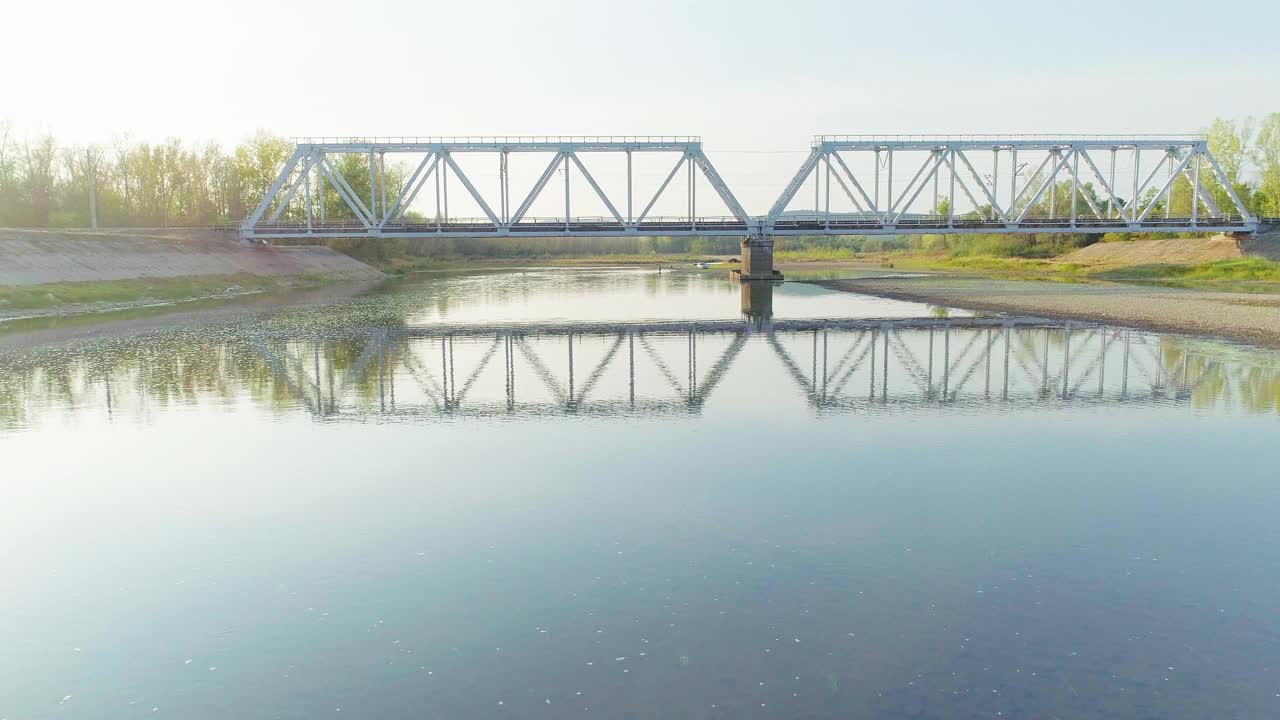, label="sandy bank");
[1056,235,1244,268]
[811,276,1280,347]
[0,228,381,286]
